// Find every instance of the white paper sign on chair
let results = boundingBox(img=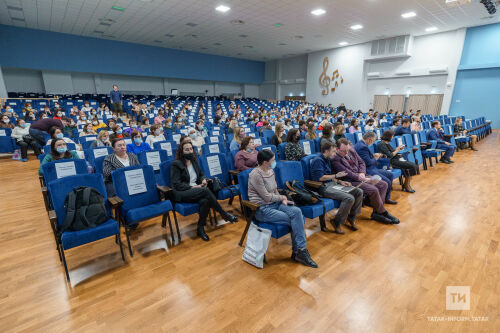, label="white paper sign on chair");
[160,142,172,156]
[207,155,222,176]
[55,161,77,179]
[209,145,220,154]
[146,151,161,171]
[125,169,147,195]
[303,142,311,155]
